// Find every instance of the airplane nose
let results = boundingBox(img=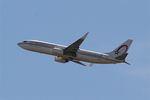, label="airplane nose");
[17,42,24,47]
[17,42,21,46]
